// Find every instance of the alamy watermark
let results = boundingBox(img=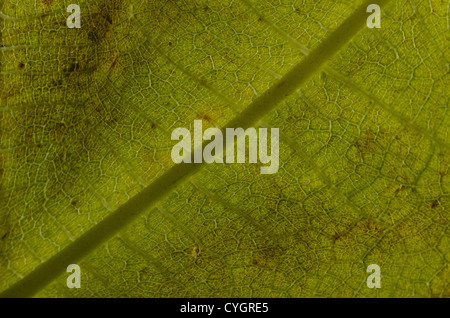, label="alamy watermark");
[366,264,381,288]
[171,120,280,174]
[66,264,81,288]
[66,4,81,29]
